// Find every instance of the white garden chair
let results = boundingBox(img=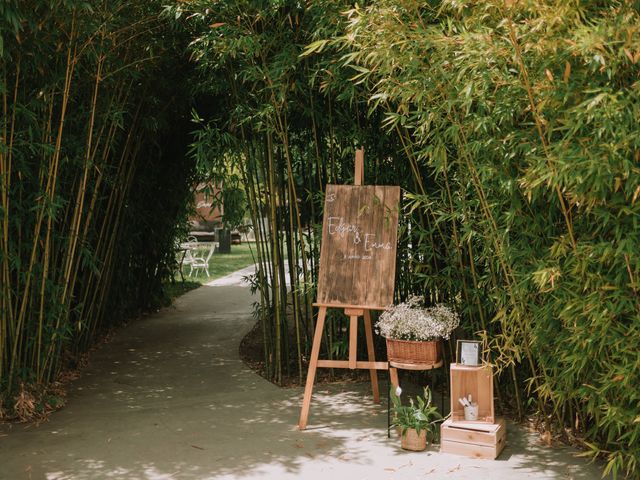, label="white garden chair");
[177,237,198,279]
[182,248,195,268]
[189,242,216,277]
